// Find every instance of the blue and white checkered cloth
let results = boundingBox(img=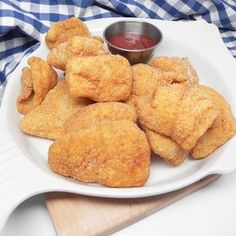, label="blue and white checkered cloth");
[0,0,236,103]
